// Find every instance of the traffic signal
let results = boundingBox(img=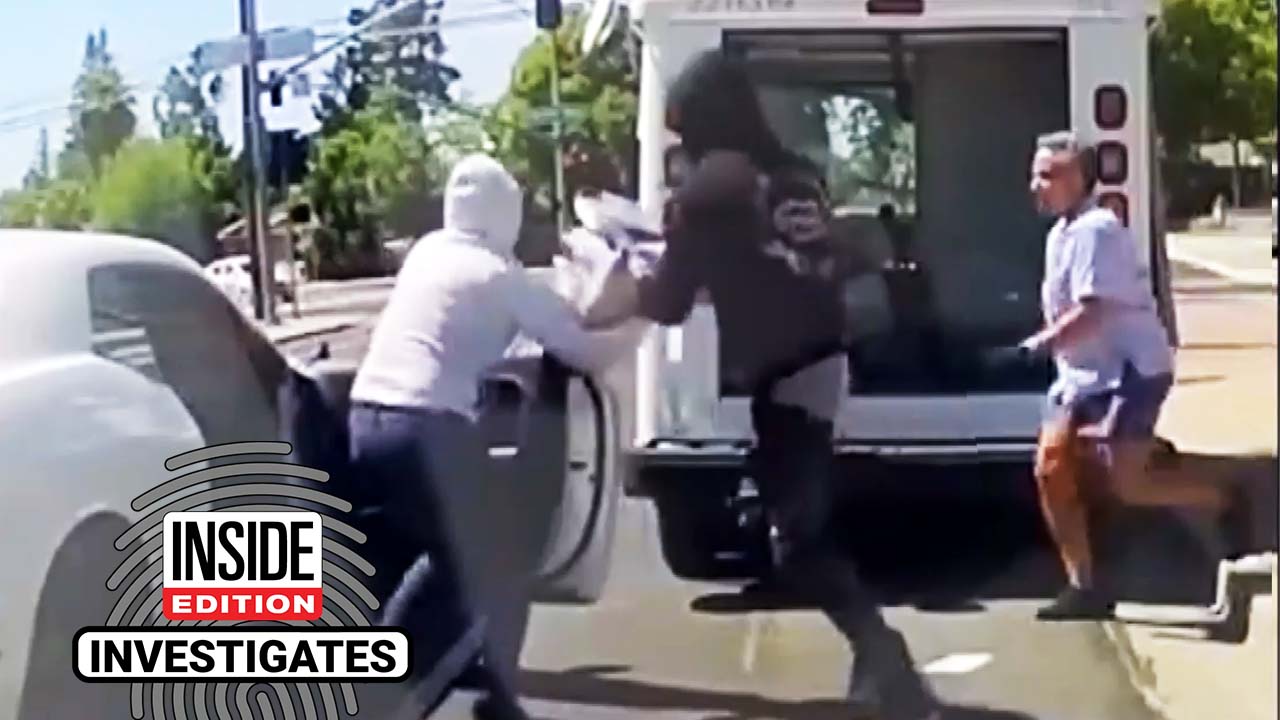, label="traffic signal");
[535,0,561,29]
[268,71,284,107]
